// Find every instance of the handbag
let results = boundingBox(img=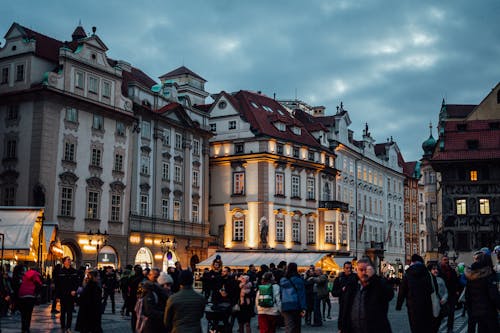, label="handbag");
[429,273,440,318]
